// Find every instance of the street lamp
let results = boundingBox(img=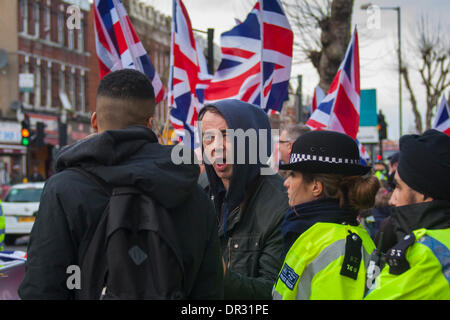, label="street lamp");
[361,3,402,137]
